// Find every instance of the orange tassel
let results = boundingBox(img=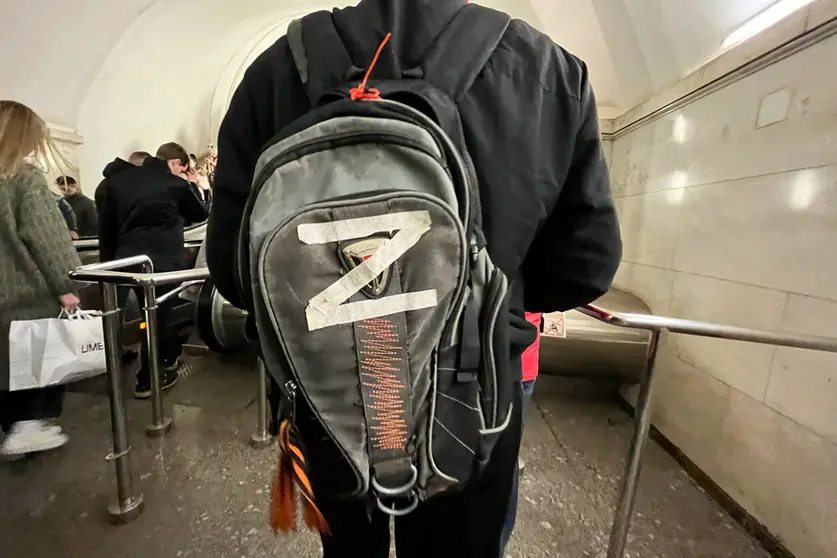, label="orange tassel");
[303,497,330,533]
[270,444,295,532]
[269,420,330,535]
